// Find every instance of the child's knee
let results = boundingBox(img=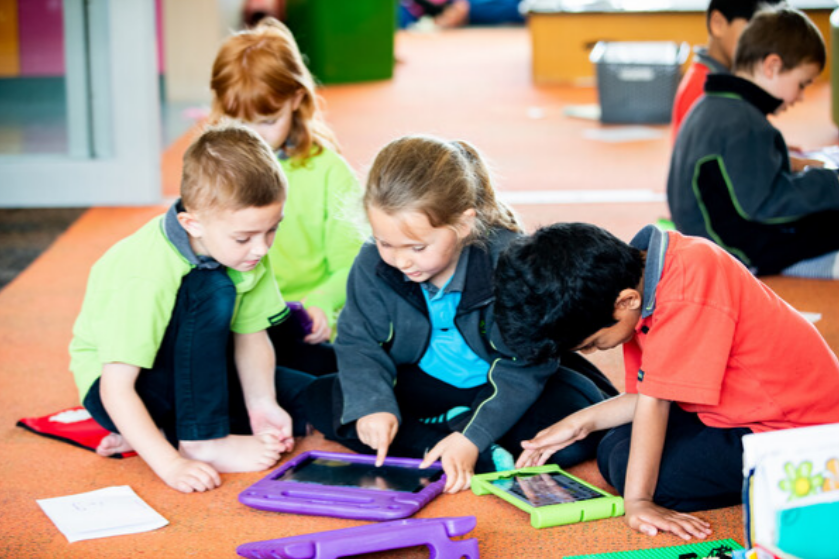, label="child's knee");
[596,426,632,493]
